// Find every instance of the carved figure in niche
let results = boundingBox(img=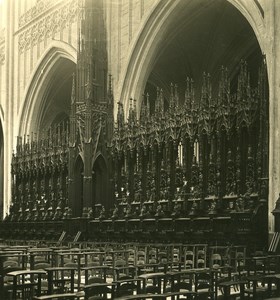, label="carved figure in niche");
[260,180,267,200]
[208,199,217,215]
[139,204,148,219]
[36,204,42,221]
[181,178,189,199]
[58,190,65,209]
[115,191,119,201]
[120,186,126,199]
[25,207,31,221]
[172,201,181,218]
[67,207,73,218]
[121,190,127,204]
[31,204,38,221]
[245,192,255,211]
[189,201,198,216]
[18,206,23,221]
[174,187,181,201]
[235,194,245,212]
[53,205,62,220]
[88,207,93,218]
[155,202,165,218]
[50,188,56,203]
[126,191,130,203]
[125,203,133,219]
[62,207,69,220]
[98,206,106,220]
[112,204,119,220]
[82,207,88,218]
[40,192,46,206]
[227,201,235,212]
[134,188,142,203]
[149,187,156,202]
[47,205,54,220]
